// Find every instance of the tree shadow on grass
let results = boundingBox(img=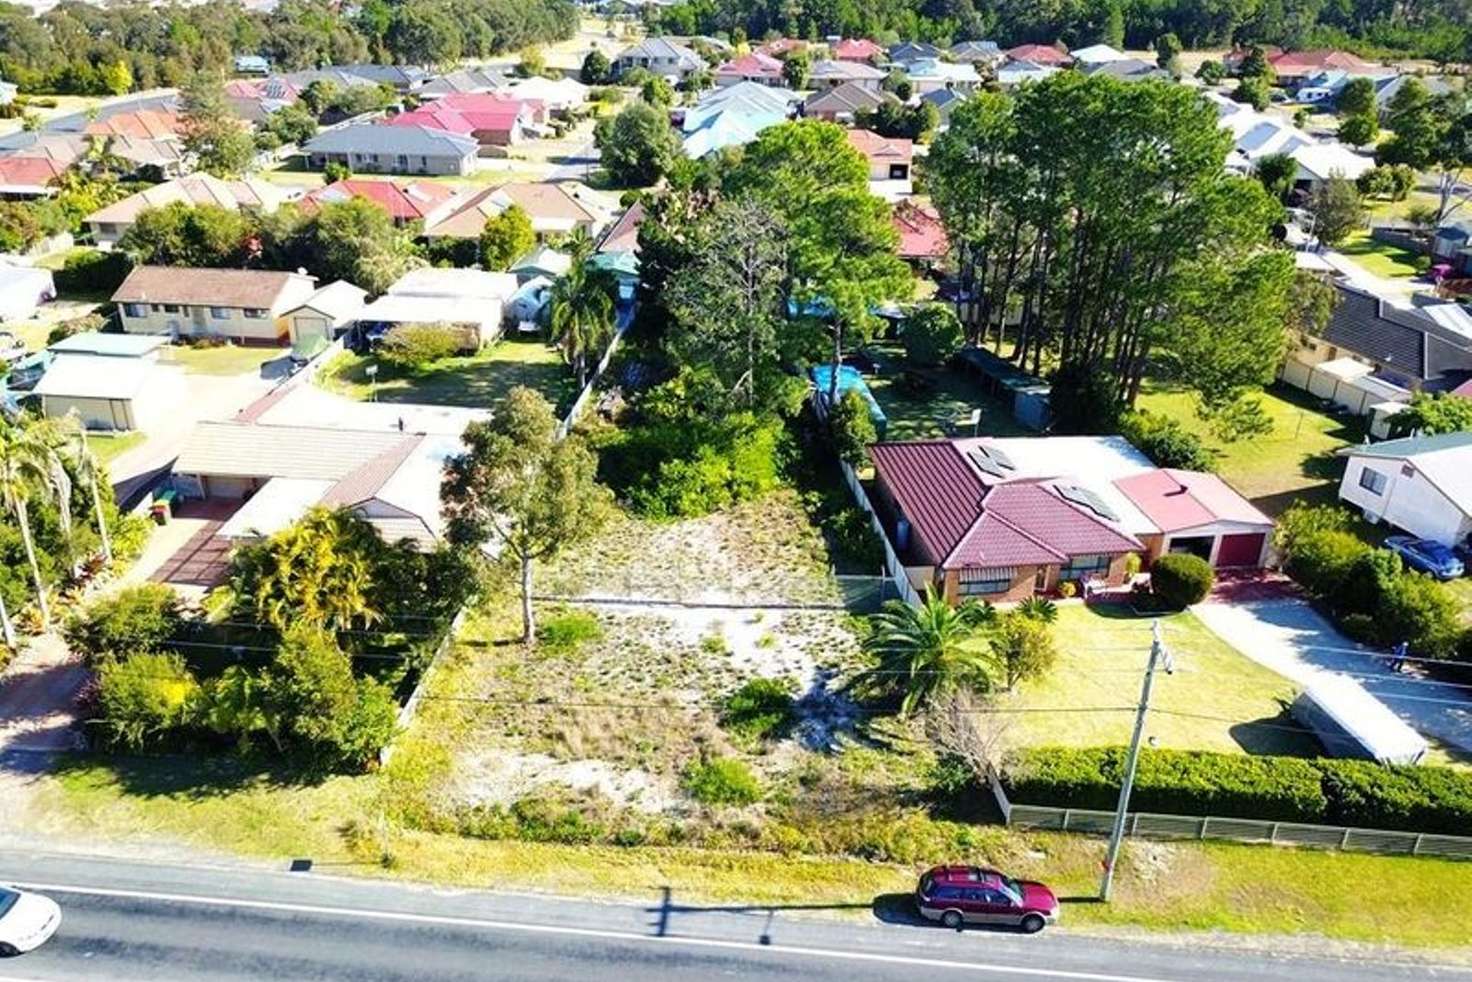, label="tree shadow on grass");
[47,750,338,802]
